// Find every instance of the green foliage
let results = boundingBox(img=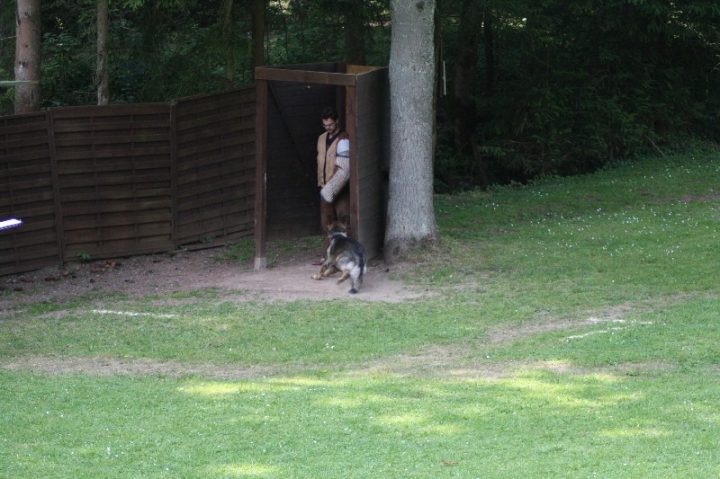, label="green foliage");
[265,0,390,66]
[0,69,13,115]
[219,238,255,263]
[21,0,390,107]
[437,0,720,189]
[76,251,92,263]
[3,0,719,191]
[41,30,95,107]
